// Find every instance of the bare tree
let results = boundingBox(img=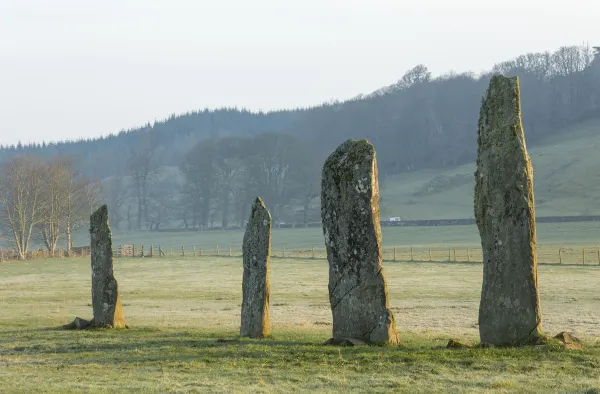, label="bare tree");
[37,158,70,256]
[180,139,216,229]
[127,135,159,230]
[0,157,46,260]
[102,176,128,231]
[64,174,93,256]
